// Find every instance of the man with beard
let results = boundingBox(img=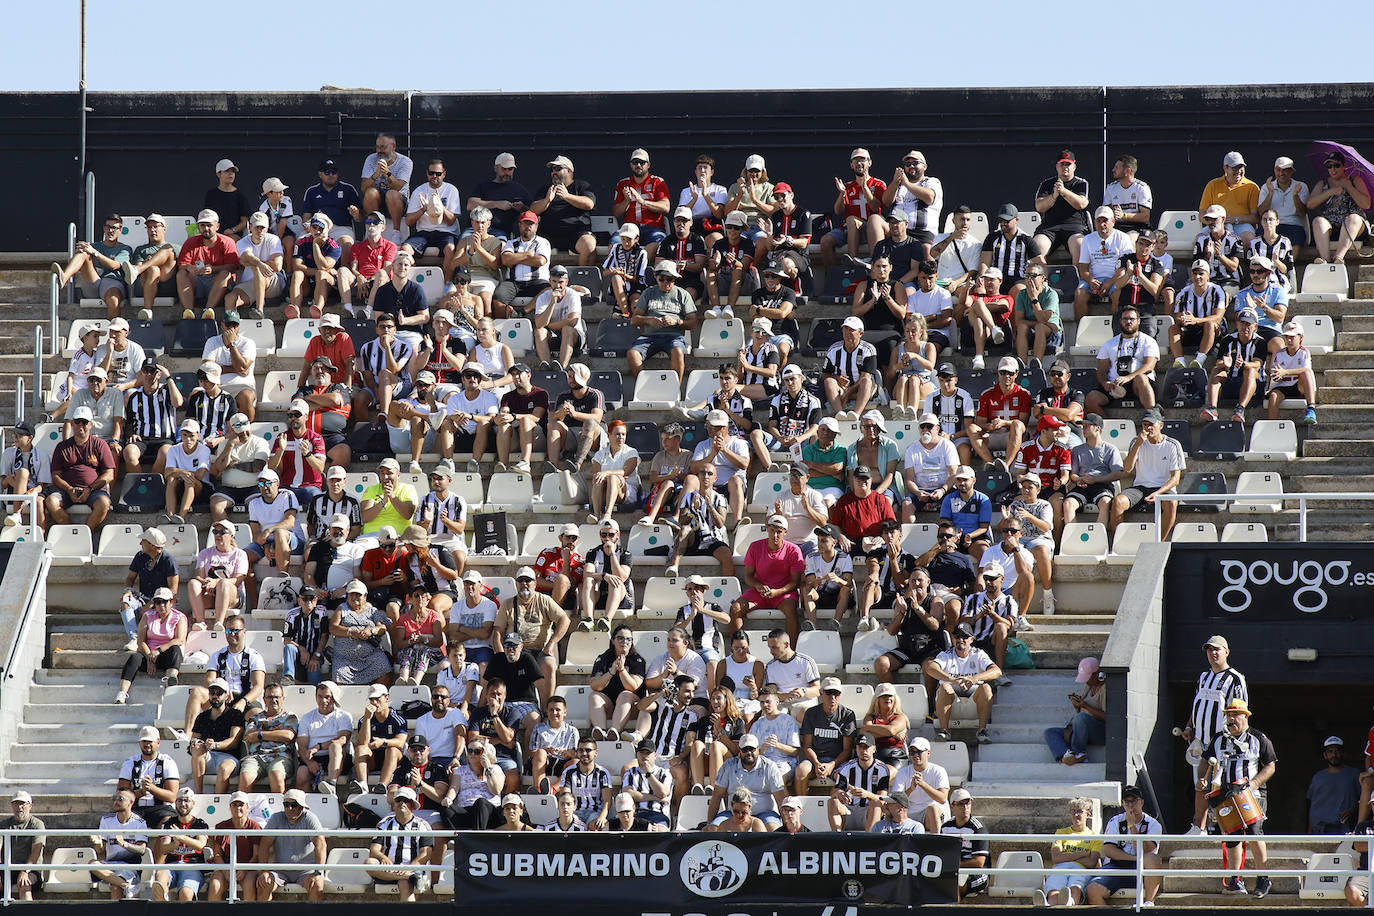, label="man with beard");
[821,148,887,267]
[360,133,413,240]
[266,399,326,504]
[175,209,239,318]
[613,148,671,262]
[493,211,552,318]
[882,149,943,261]
[530,154,597,265]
